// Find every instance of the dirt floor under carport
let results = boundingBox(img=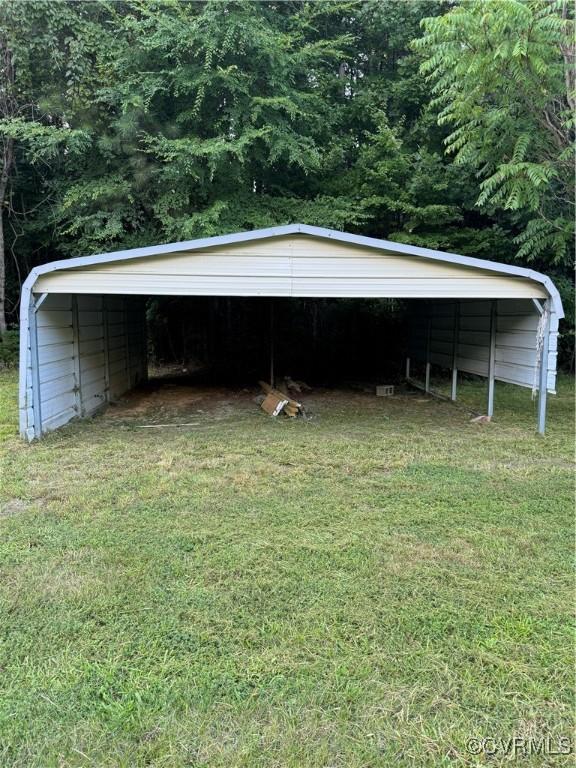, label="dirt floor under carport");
[100,374,442,430]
